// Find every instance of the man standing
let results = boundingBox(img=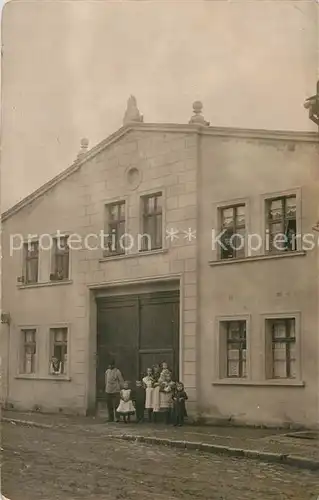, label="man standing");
[105,360,124,422]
